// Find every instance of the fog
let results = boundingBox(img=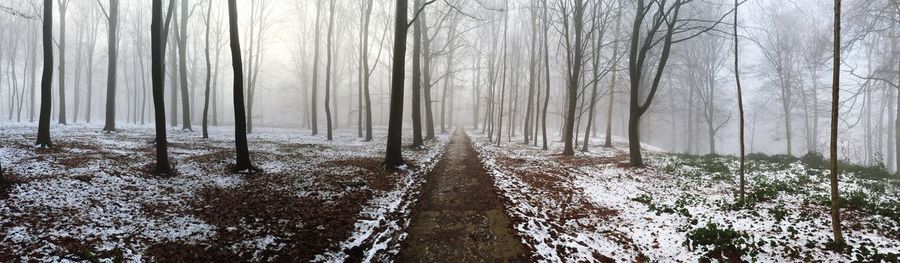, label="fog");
[0,0,892,166]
